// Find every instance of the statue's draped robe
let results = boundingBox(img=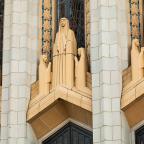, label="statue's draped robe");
[131,40,140,81]
[52,26,77,89]
[75,48,86,89]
